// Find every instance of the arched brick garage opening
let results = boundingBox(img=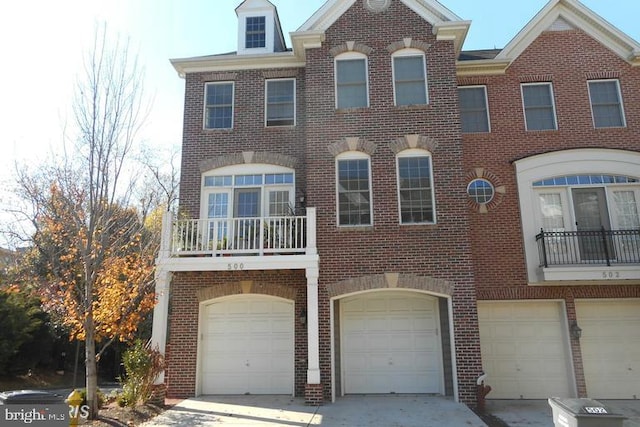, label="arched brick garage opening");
[326,274,456,400]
